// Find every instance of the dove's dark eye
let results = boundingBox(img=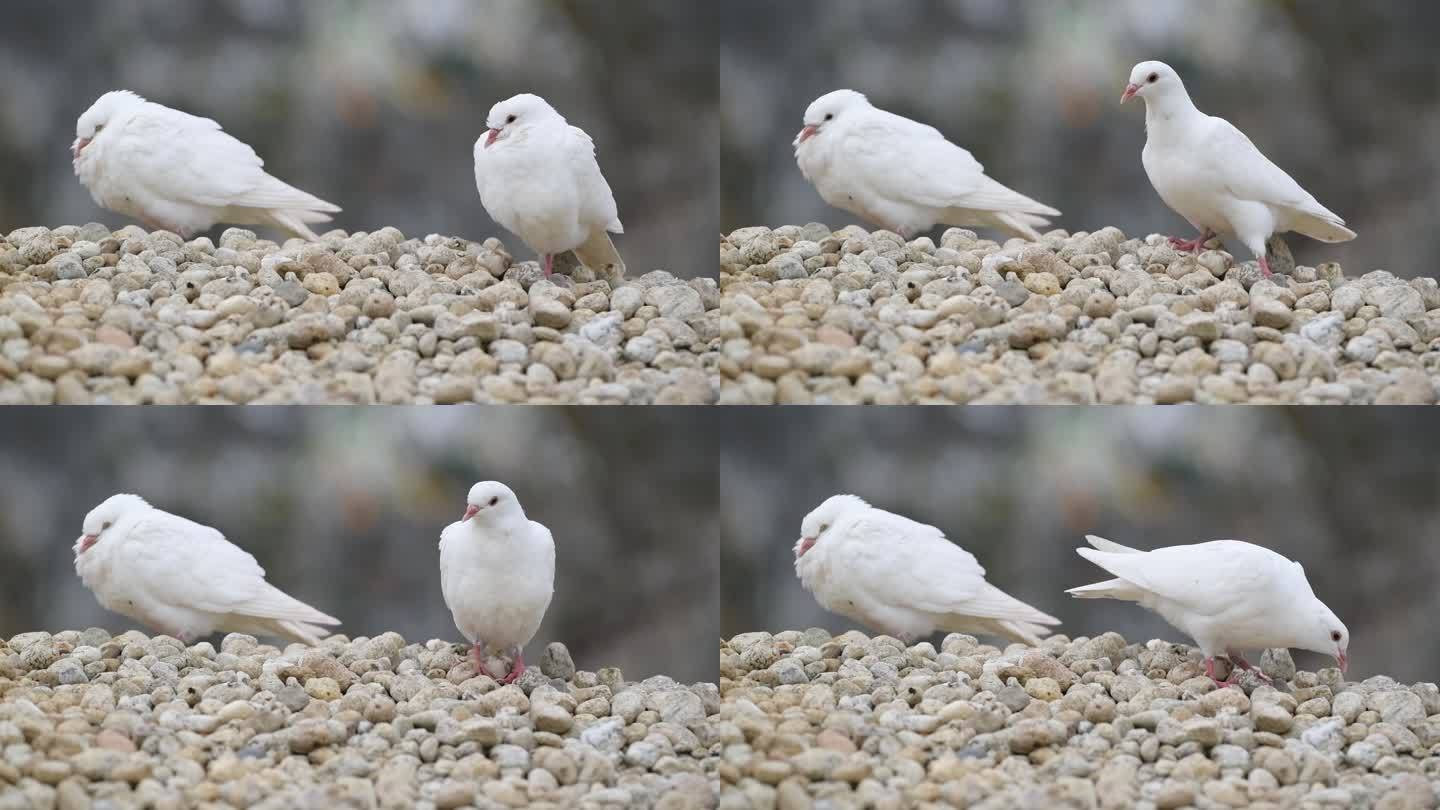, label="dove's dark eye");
[488,496,498,506]
[1330,631,1341,642]
[1147,73,1159,84]
[506,114,517,124]
[824,113,834,121]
